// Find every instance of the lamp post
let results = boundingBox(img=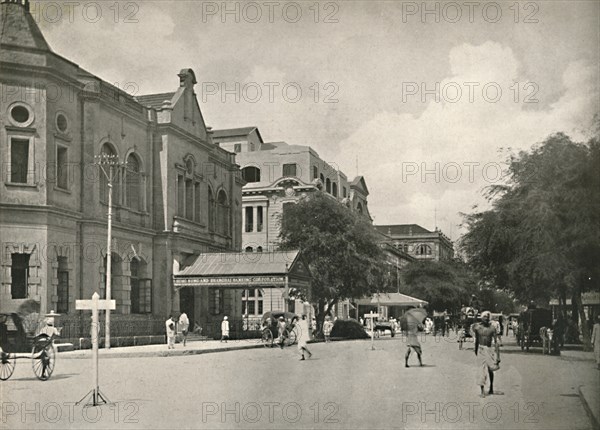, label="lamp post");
[94,153,123,350]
